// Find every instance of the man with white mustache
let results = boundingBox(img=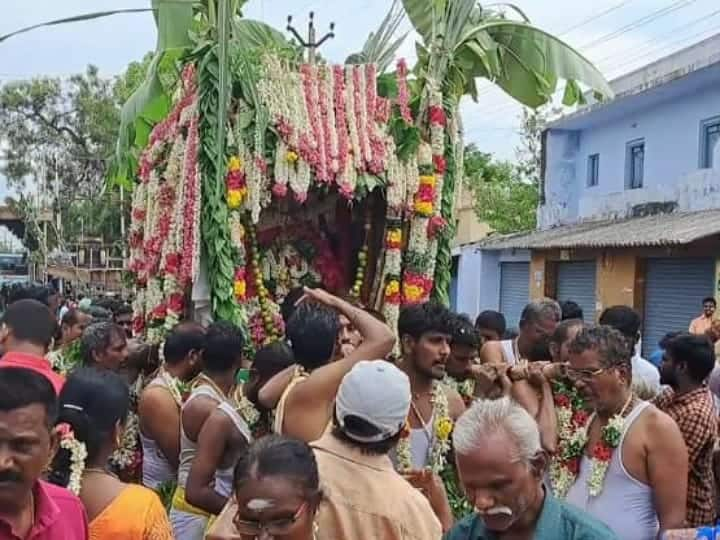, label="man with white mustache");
[445,398,619,540]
